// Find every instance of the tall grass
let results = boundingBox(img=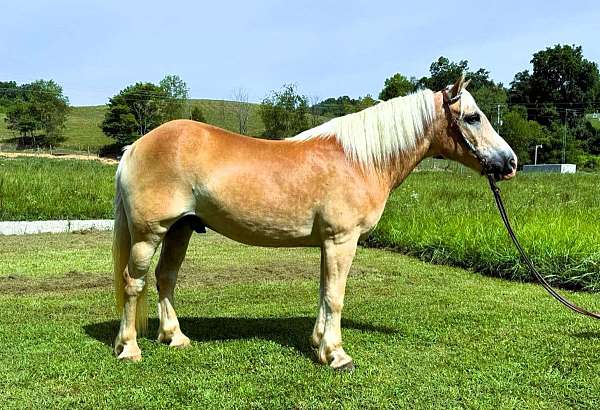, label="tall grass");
[0,157,115,220]
[367,171,600,290]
